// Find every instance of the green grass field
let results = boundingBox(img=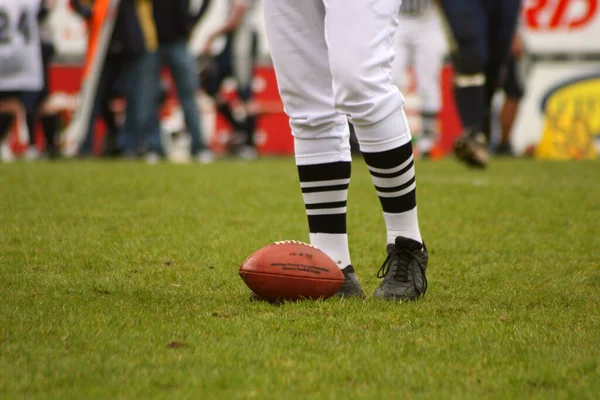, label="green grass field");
[1,158,599,399]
